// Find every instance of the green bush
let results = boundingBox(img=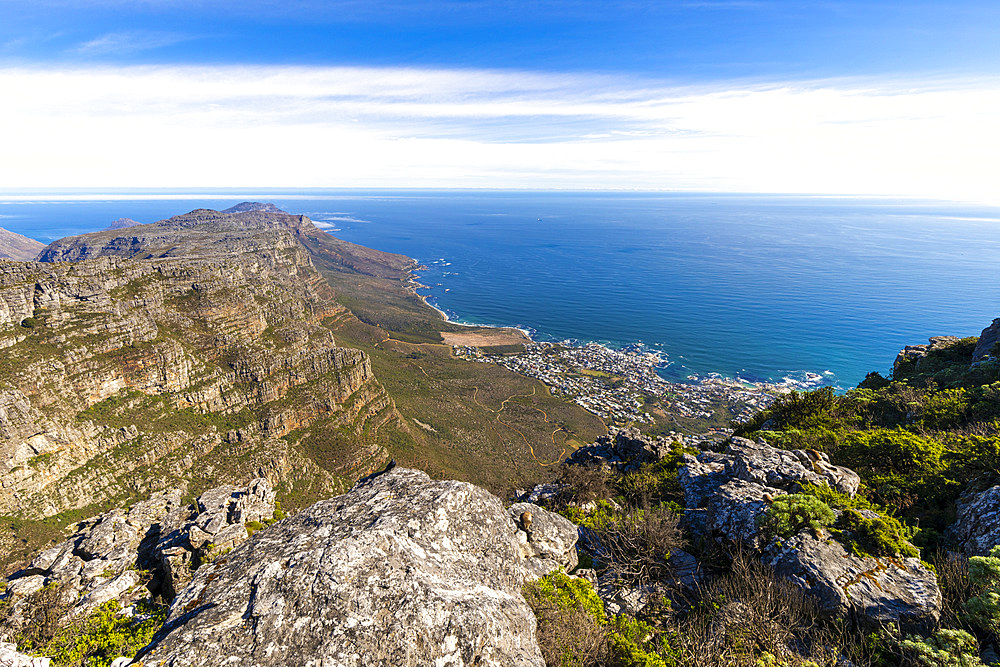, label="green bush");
[922,389,971,430]
[962,545,1000,636]
[25,599,166,667]
[839,429,945,477]
[758,494,835,539]
[836,509,918,559]
[20,317,37,329]
[524,572,681,667]
[898,628,984,667]
[527,571,605,624]
[608,614,680,667]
